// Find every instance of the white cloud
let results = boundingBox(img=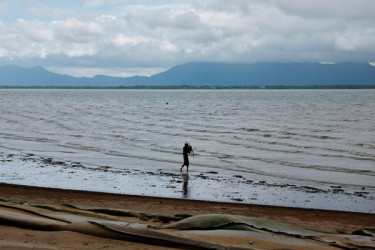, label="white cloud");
[184,48,193,54]
[52,18,103,37]
[160,40,179,52]
[97,15,116,23]
[65,44,98,57]
[47,66,167,77]
[120,4,176,12]
[27,29,54,42]
[84,0,128,8]
[111,34,151,47]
